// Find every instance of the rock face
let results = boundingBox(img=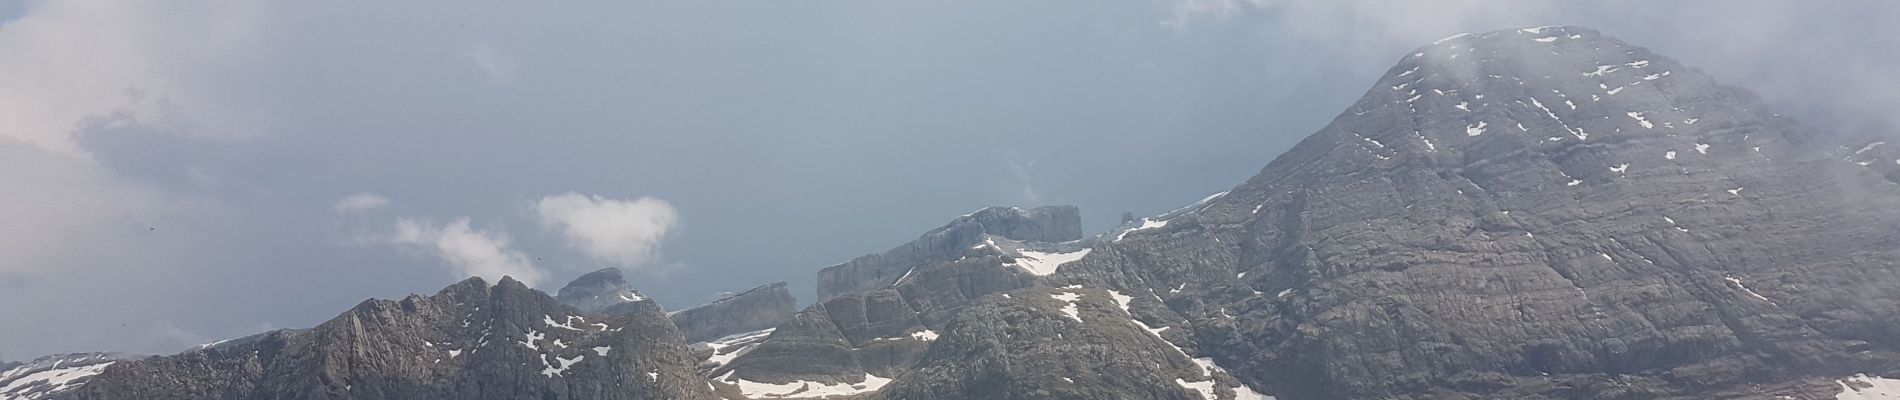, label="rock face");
[668,282,797,343]
[0,353,121,400]
[72,277,715,400]
[815,206,1082,302]
[555,267,651,314]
